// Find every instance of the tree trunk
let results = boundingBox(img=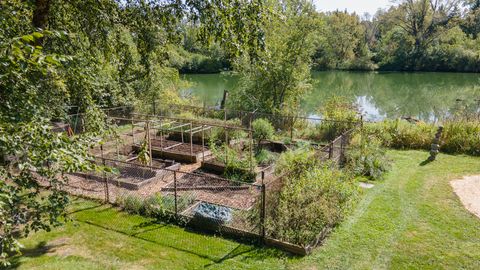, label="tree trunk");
[32,0,50,30]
